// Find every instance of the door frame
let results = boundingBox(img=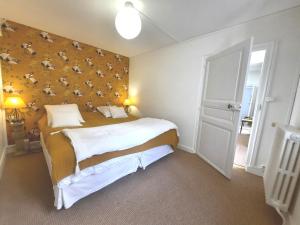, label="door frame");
[245,41,277,175]
[287,72,300,126]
